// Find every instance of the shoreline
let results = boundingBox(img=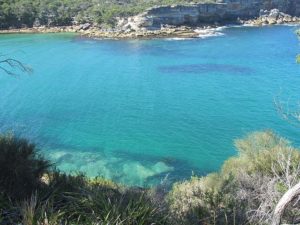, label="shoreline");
[0,21,299,40]
[0,25,212,39]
